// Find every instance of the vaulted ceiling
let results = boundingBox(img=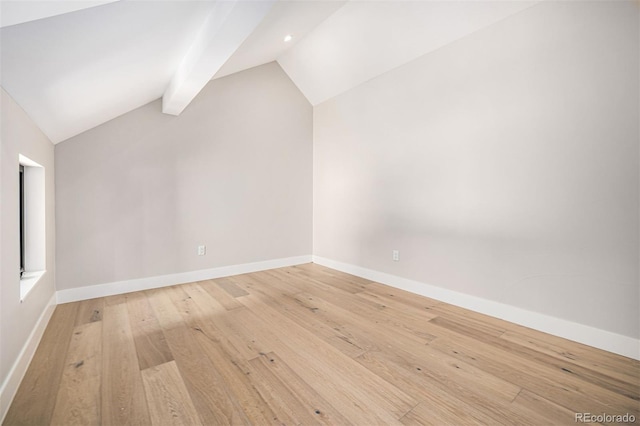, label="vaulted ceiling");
[0,0,535,144]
